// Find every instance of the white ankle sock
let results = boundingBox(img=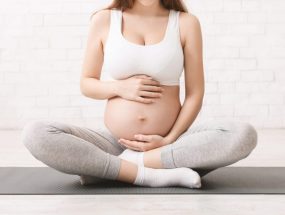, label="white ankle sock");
[118,149,144,166]
[133,165,202,189]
